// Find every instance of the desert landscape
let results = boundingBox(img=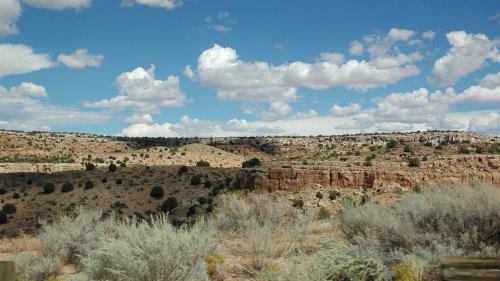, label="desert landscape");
[0,129,499,280]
